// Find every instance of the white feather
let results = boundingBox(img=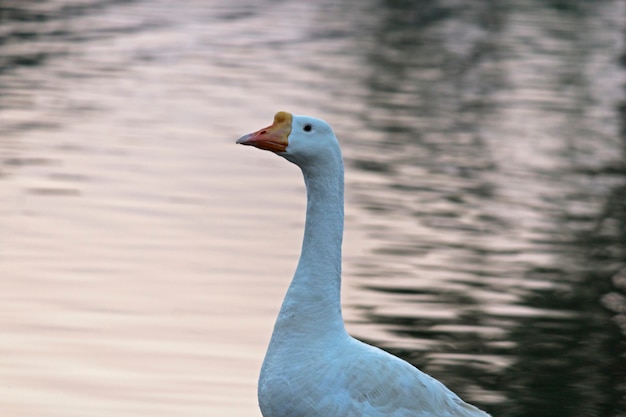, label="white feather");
[239,113,491,417]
